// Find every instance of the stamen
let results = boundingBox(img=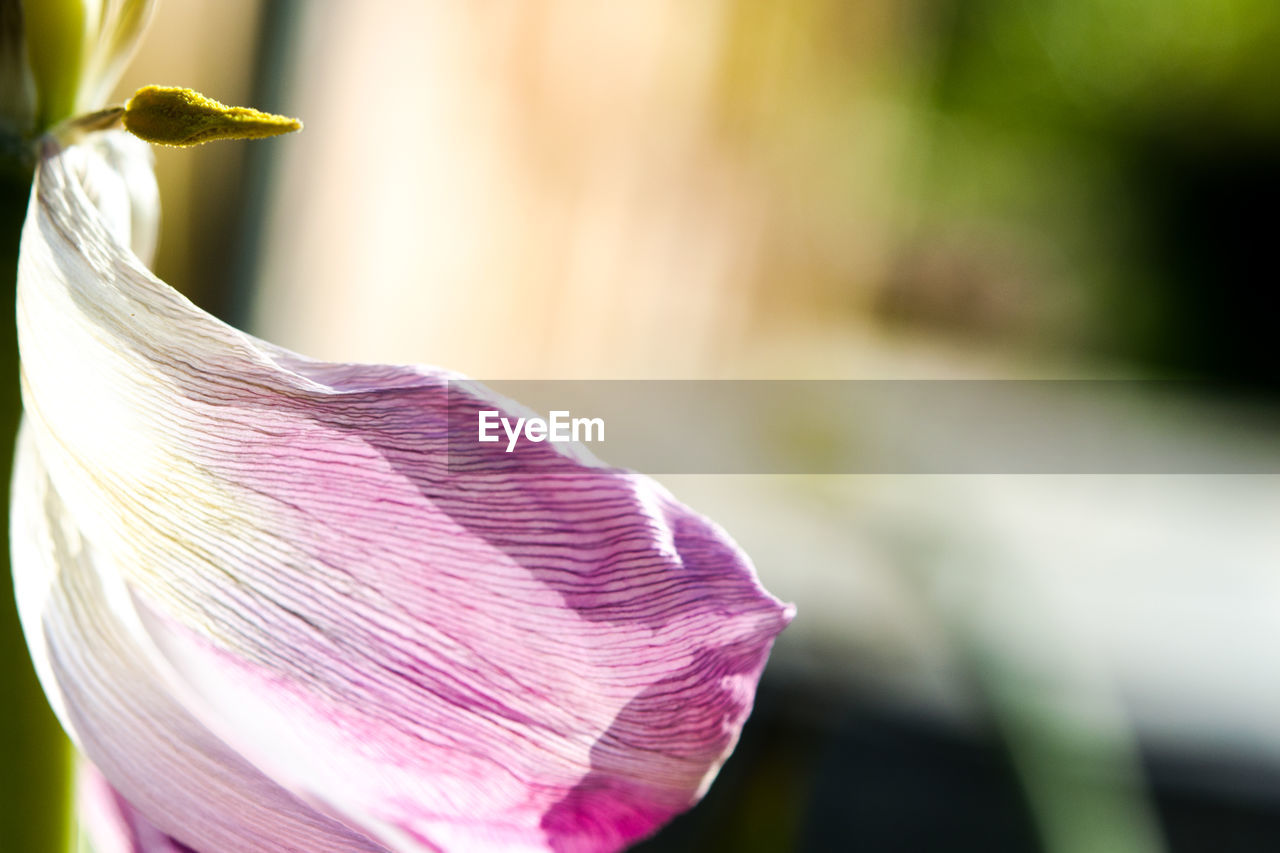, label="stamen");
[122,85,301,147]
[49,105,125,145]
